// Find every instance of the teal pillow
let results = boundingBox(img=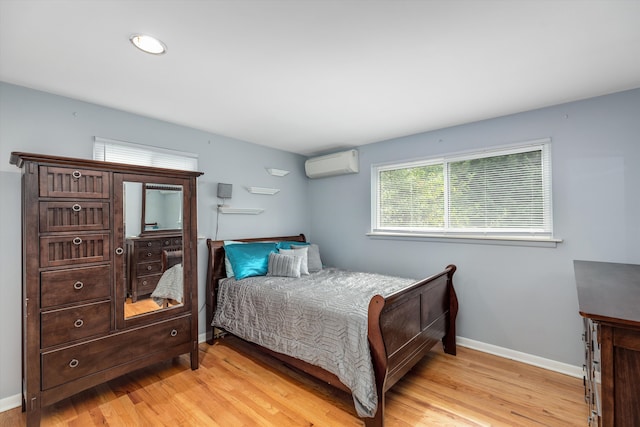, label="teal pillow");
[224,242,277,280]
[223,240,246,277]
[276,241,310,250]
